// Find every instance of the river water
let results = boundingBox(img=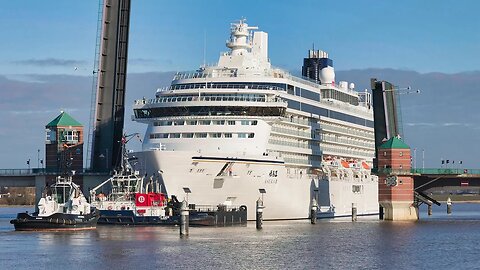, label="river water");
[1,204,480,269]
